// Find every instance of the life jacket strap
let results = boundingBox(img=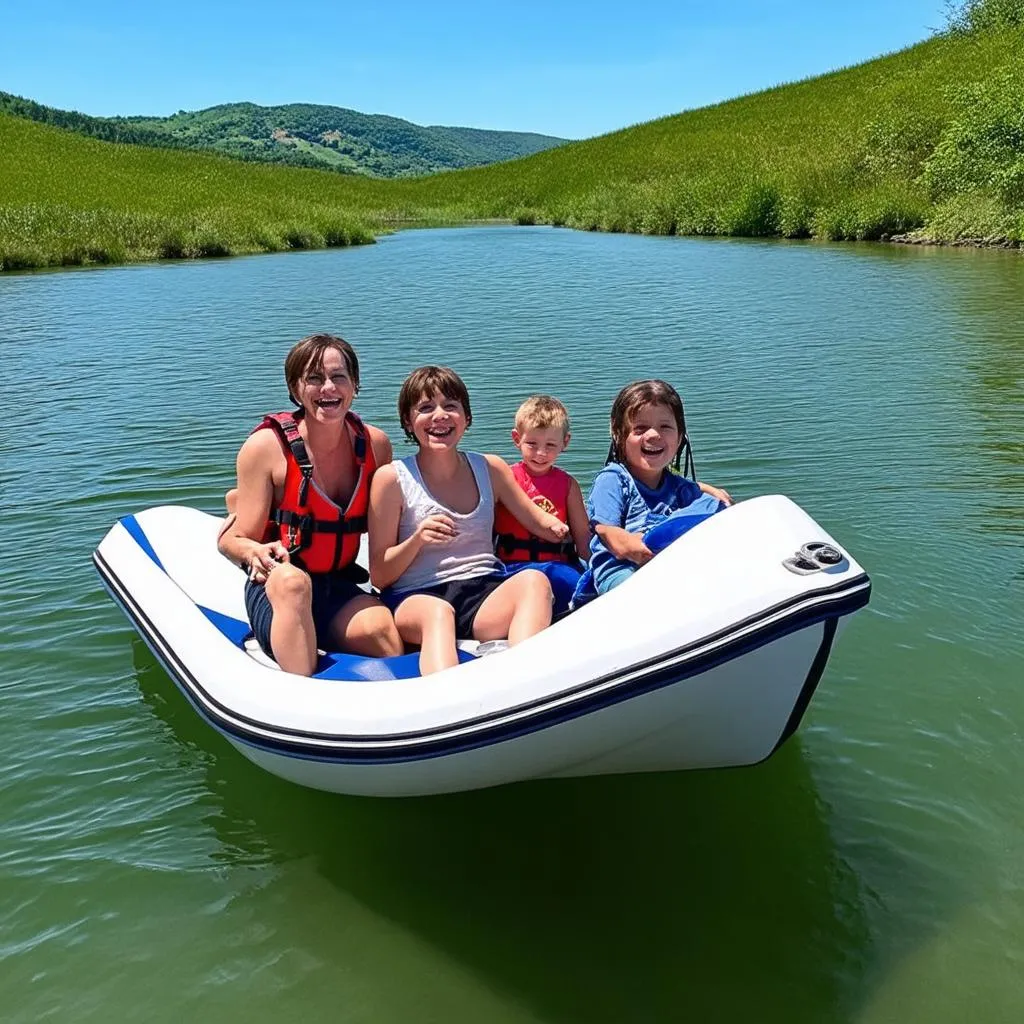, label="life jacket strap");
[495,532,577,562]
[264,412,315,506]
[274,509,368,536]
